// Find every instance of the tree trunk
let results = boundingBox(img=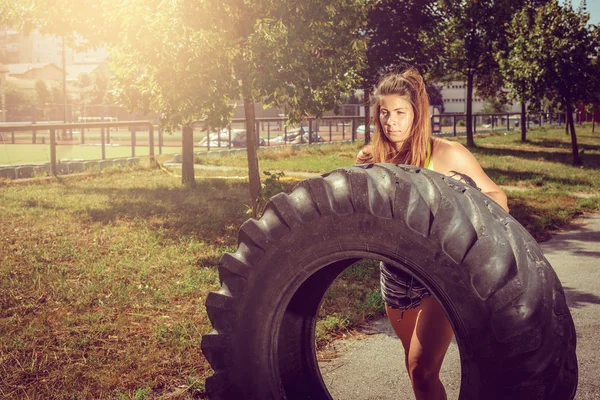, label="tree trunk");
[181,125,196,187]
[363,83,371,145]
[520,101,527,142]
[566,103,582,166]
[565,112,569,135]
[465,73,475,147]
[243,92,261,218]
